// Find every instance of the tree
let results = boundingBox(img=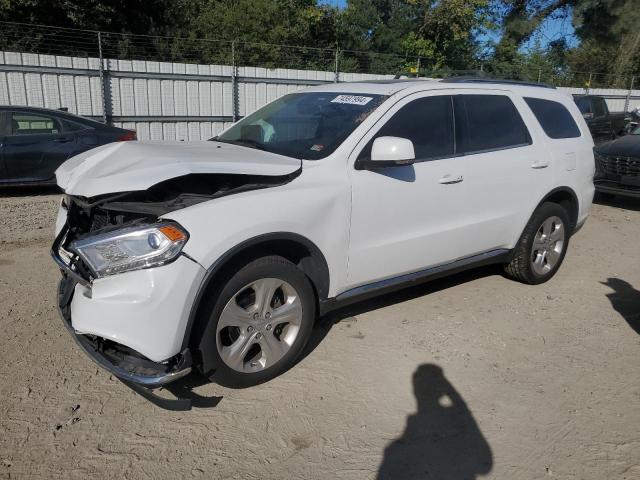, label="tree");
[571,0,640,86]
[403,0,490,71]
[491,0,574,66]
